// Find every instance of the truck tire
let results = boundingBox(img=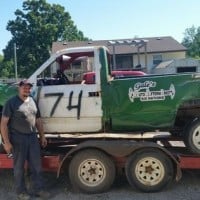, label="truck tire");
[69,149,116,194]
[184,119,200,154]
[125,149,174,192]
